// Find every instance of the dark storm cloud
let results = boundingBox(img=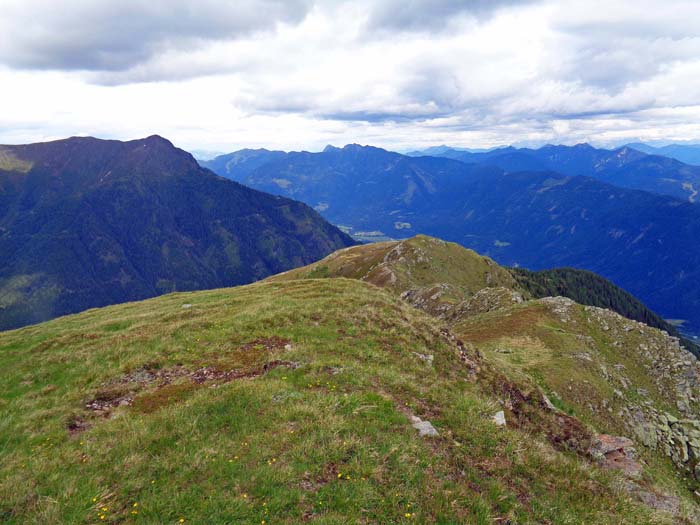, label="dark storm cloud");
[0,0,313,71]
